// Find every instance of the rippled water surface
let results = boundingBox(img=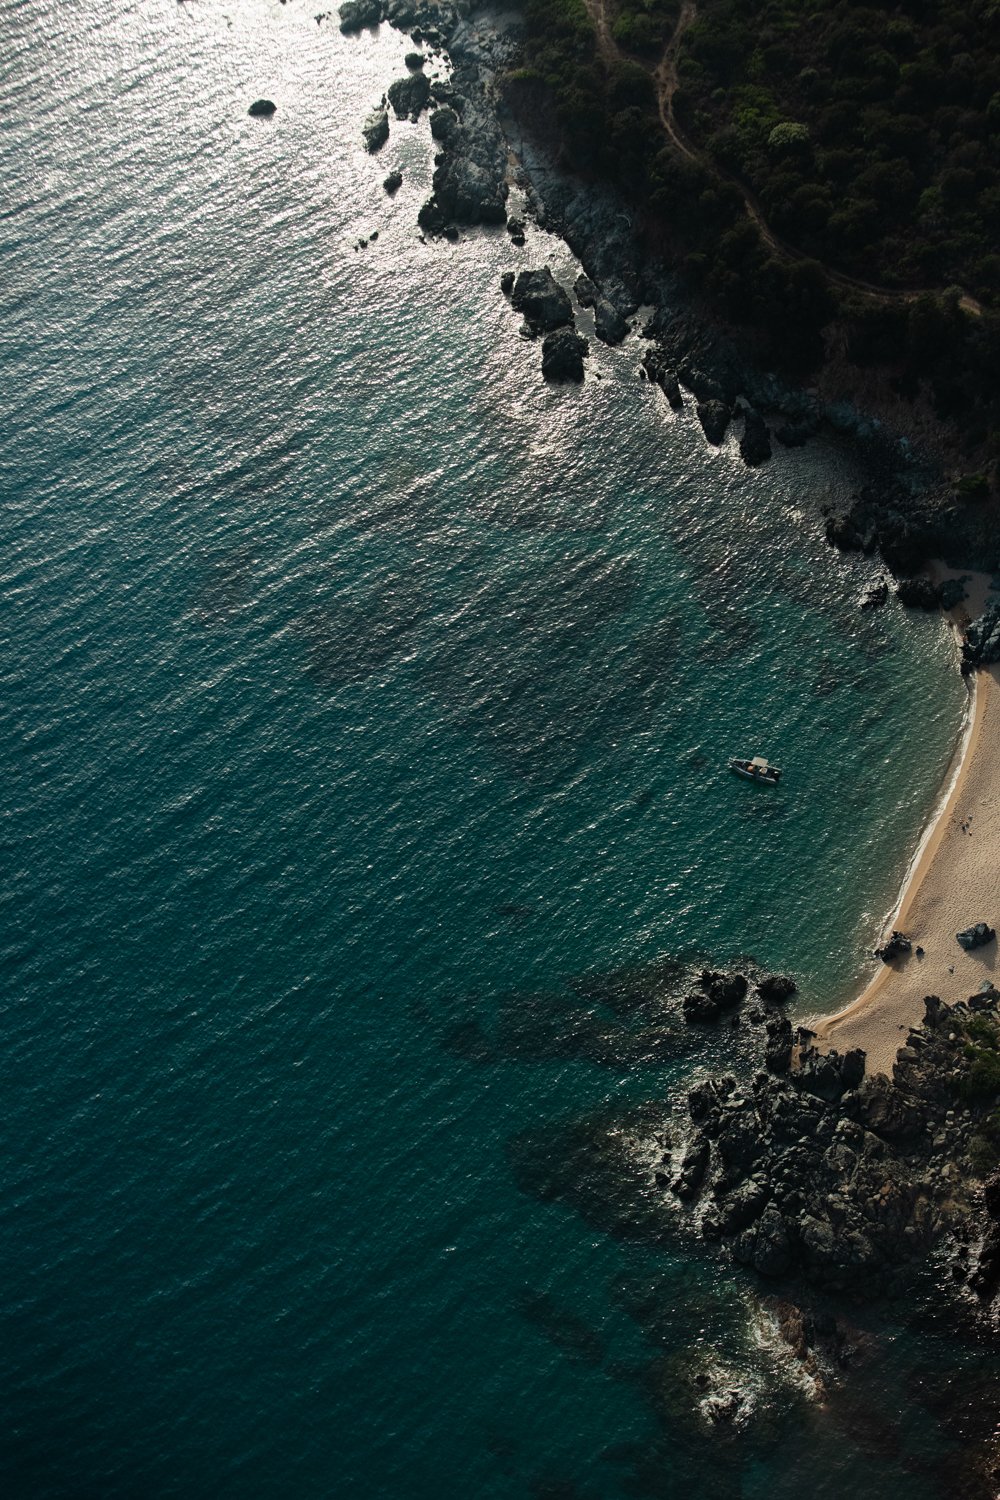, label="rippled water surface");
[0,1,972,1495]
